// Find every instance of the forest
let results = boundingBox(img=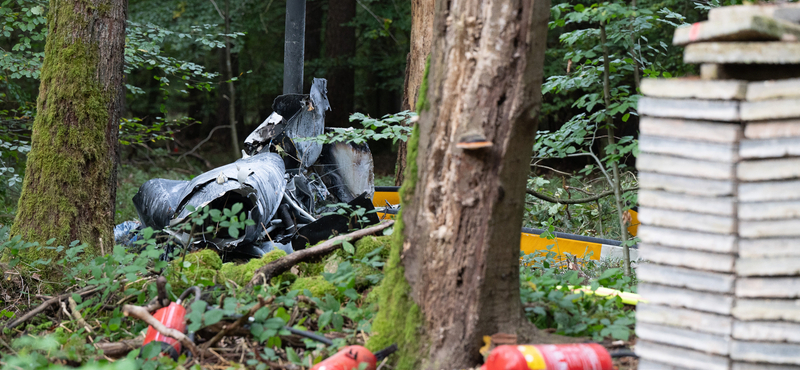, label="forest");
[0,0,743,369]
